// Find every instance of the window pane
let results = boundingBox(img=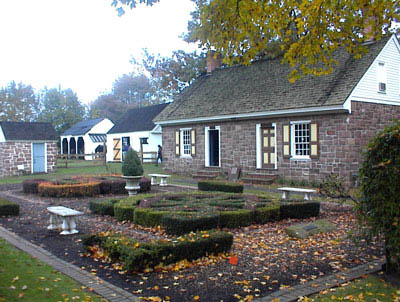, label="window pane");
[182,130,191,155]
[294,123,310,156]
